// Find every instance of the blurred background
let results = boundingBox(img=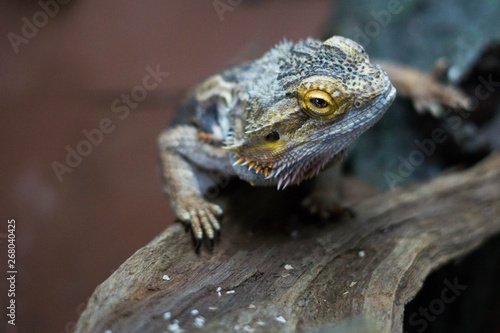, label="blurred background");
[0,1,333,332]
[1,1,500,332]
